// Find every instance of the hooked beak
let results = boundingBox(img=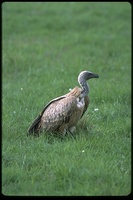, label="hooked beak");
[89,73,99,79]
